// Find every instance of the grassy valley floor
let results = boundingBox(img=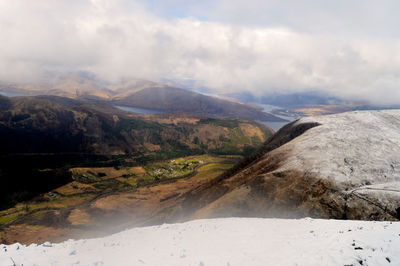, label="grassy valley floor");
[0,155,240,244]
